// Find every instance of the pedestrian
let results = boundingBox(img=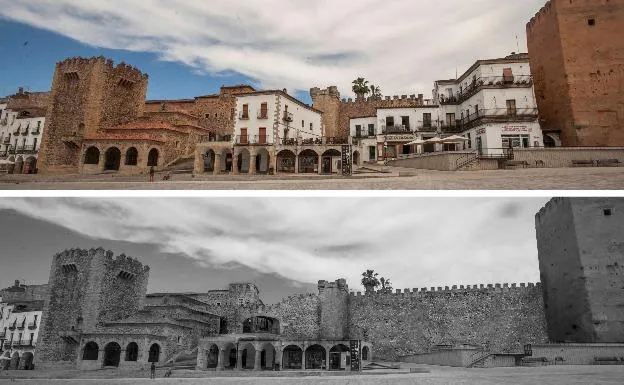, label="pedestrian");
[150,362,156,379]
[149,166,155,182]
